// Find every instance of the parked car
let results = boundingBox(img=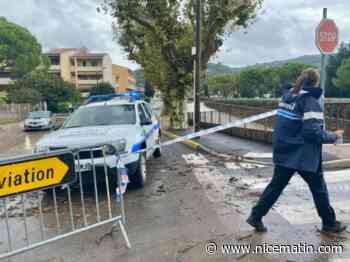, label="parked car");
[24,111,54,131]
[34,93,161,188]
